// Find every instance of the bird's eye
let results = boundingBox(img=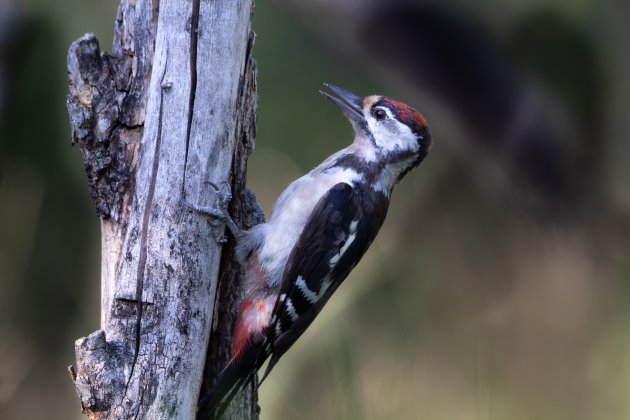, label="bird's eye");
[372,108,387,121]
